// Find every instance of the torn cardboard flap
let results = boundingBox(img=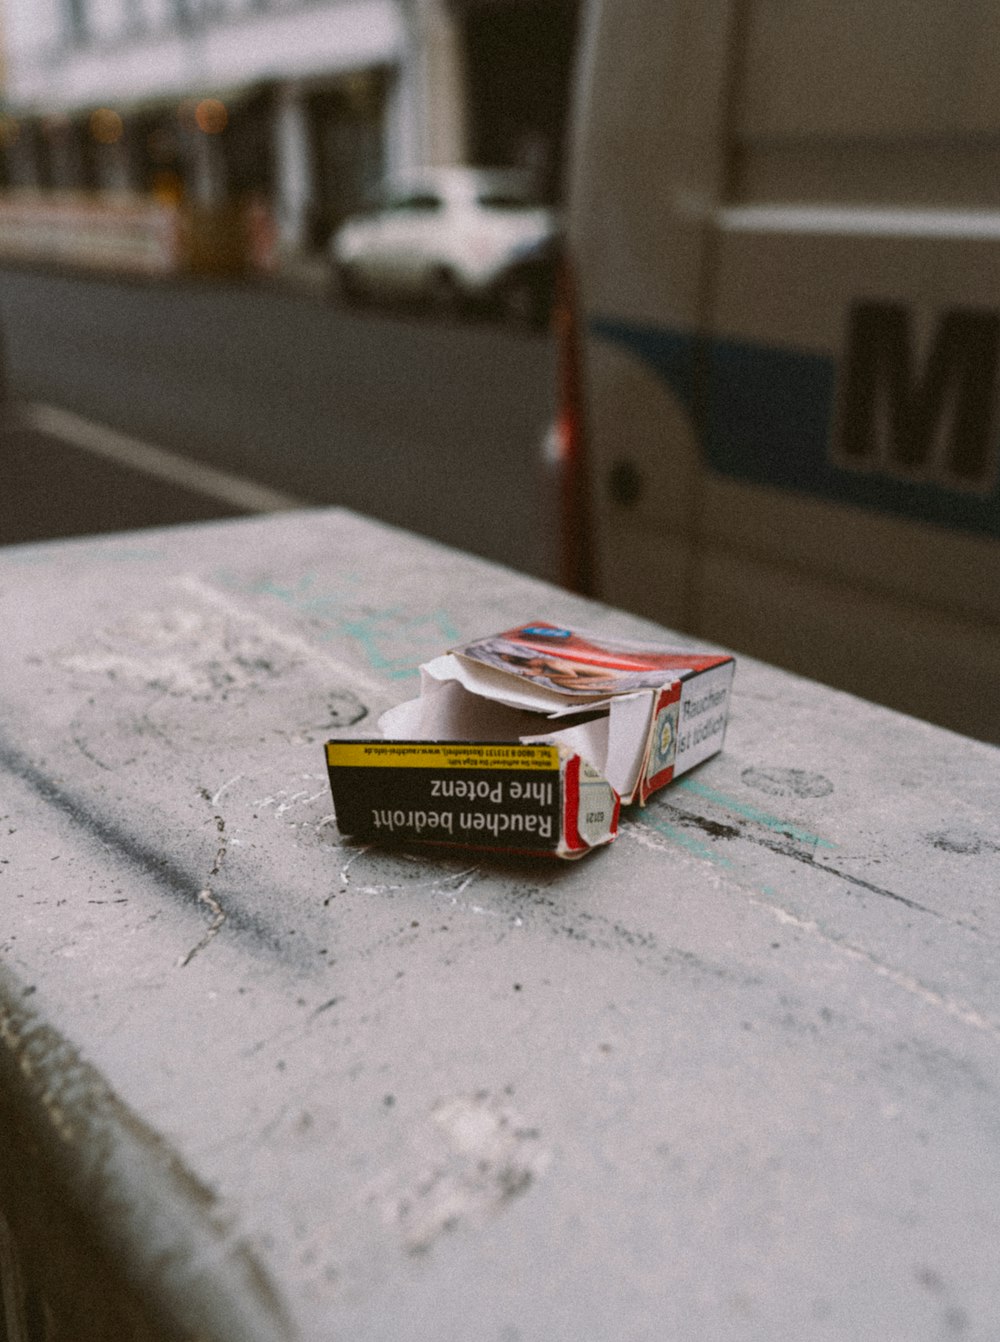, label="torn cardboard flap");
[326,622,735,858]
